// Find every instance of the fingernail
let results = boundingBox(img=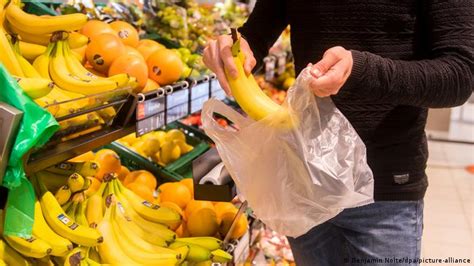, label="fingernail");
[231,70,238,78]
[311,68,322,78]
